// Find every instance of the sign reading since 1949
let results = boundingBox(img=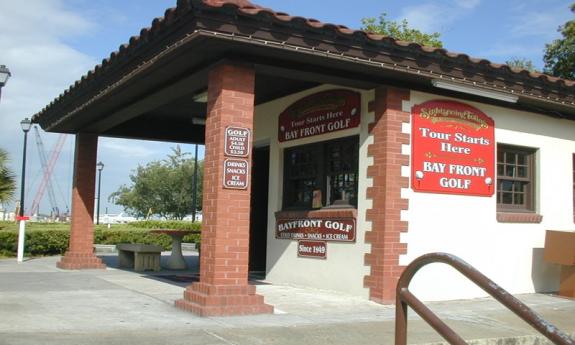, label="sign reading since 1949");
[276,218,356,242]
[223,158,249,190]
[297,240,327,259]
[278,89,361,142]
[411,100,495,196]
